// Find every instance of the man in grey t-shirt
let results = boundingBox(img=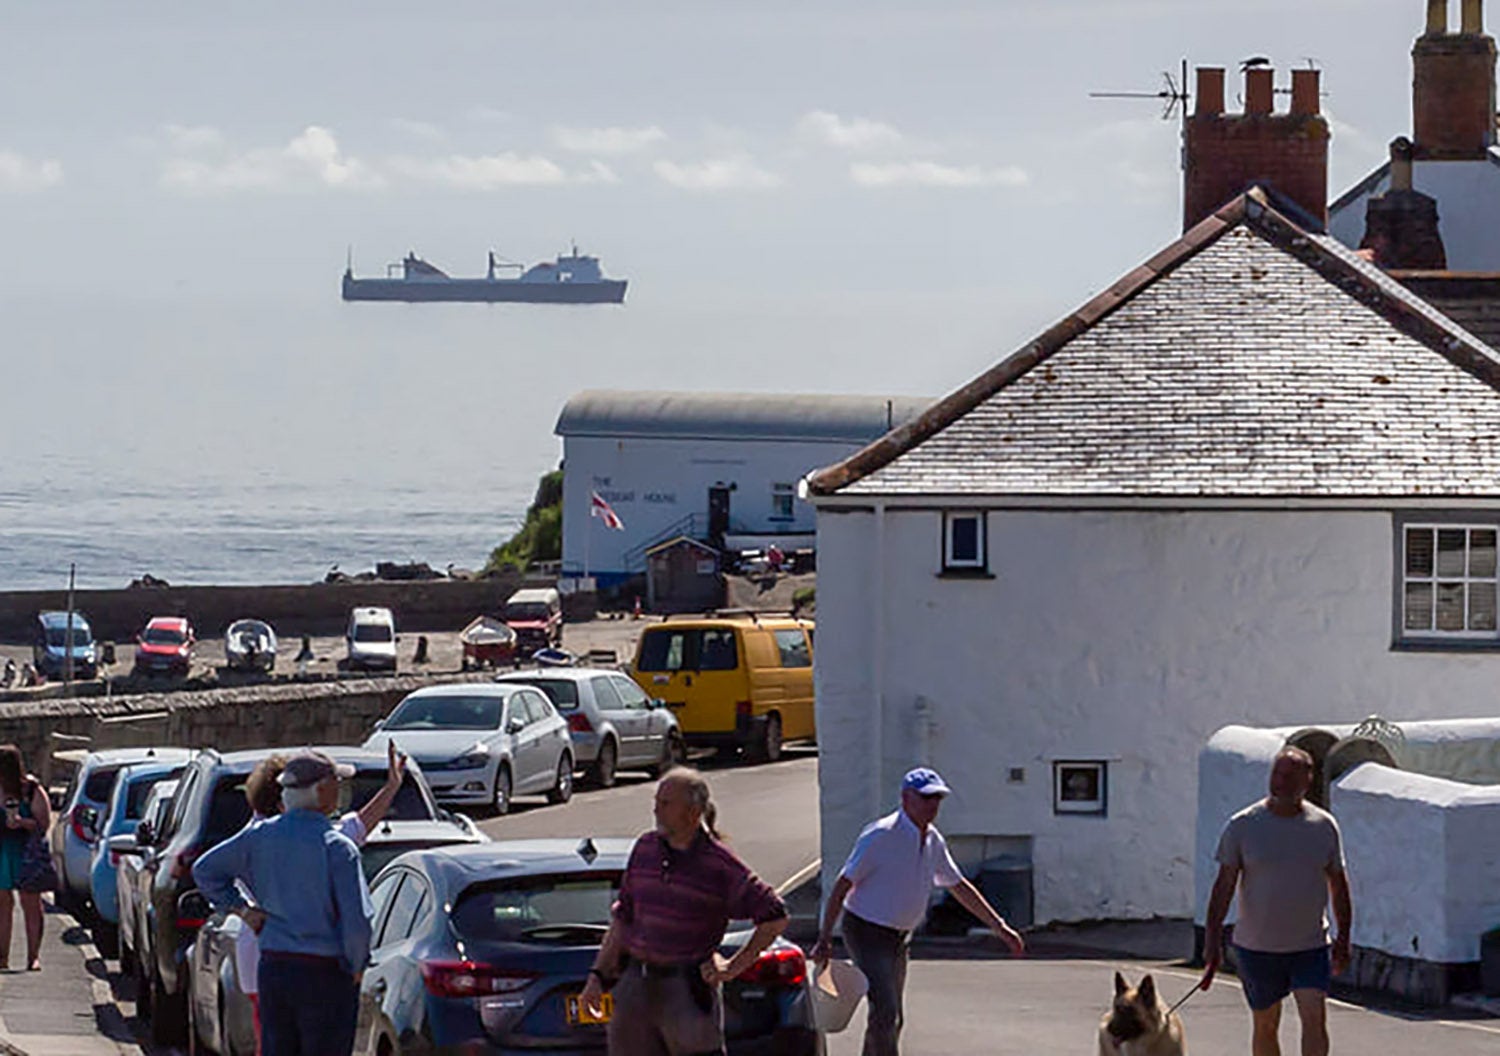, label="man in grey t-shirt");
[1199,746,1352,1056]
